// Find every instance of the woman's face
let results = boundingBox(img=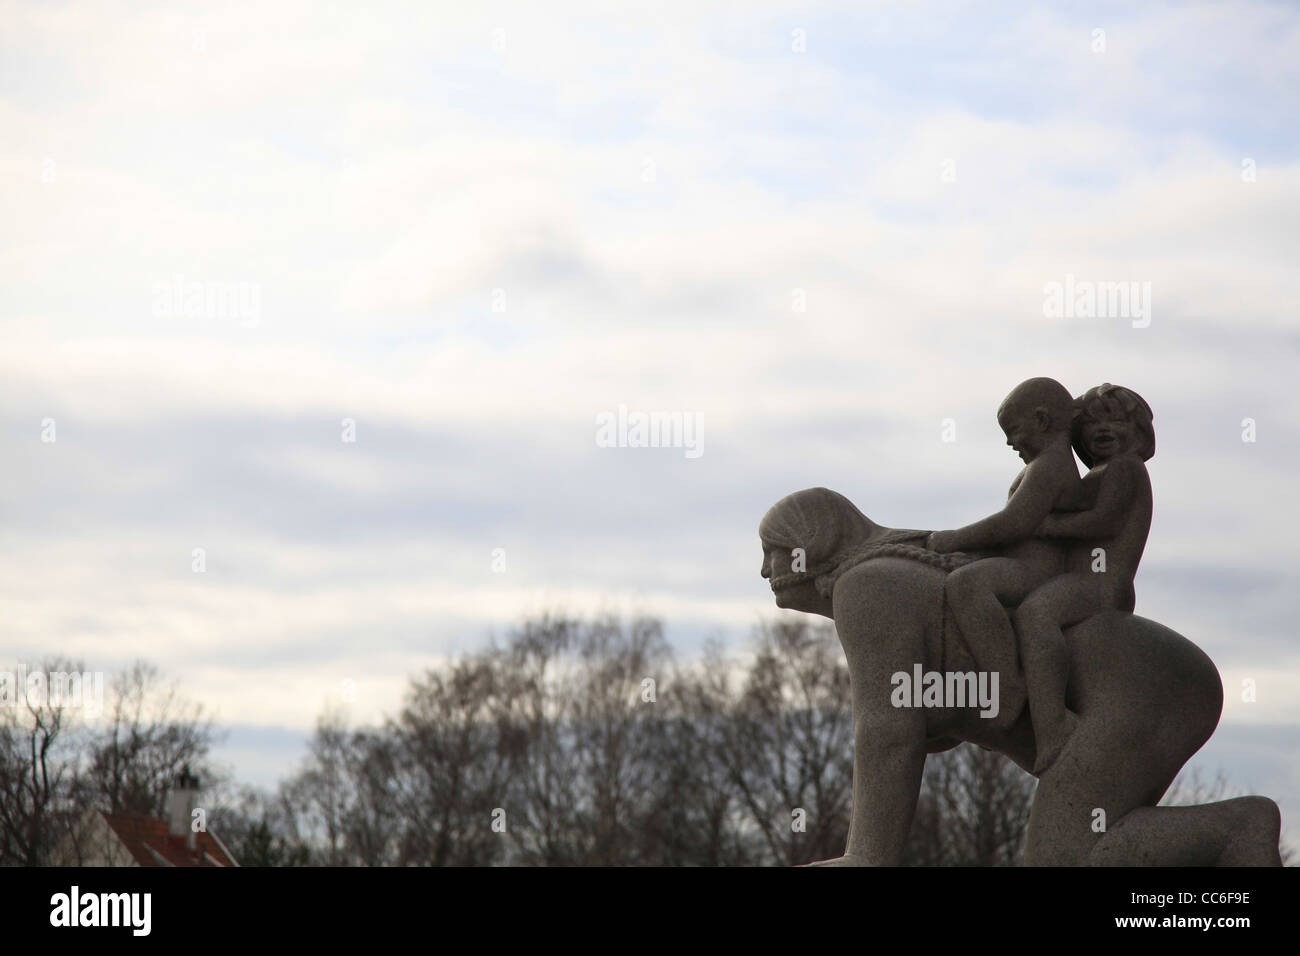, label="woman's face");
[761,541,823,612]
[1080,412,1134,462]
